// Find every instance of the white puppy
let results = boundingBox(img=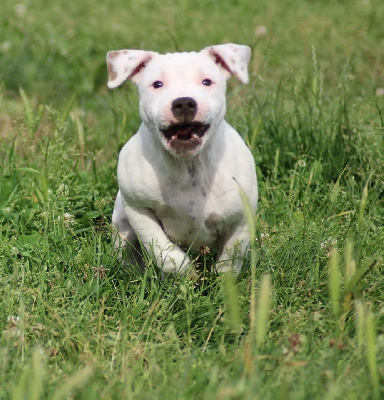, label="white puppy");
[107,43,258,276]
